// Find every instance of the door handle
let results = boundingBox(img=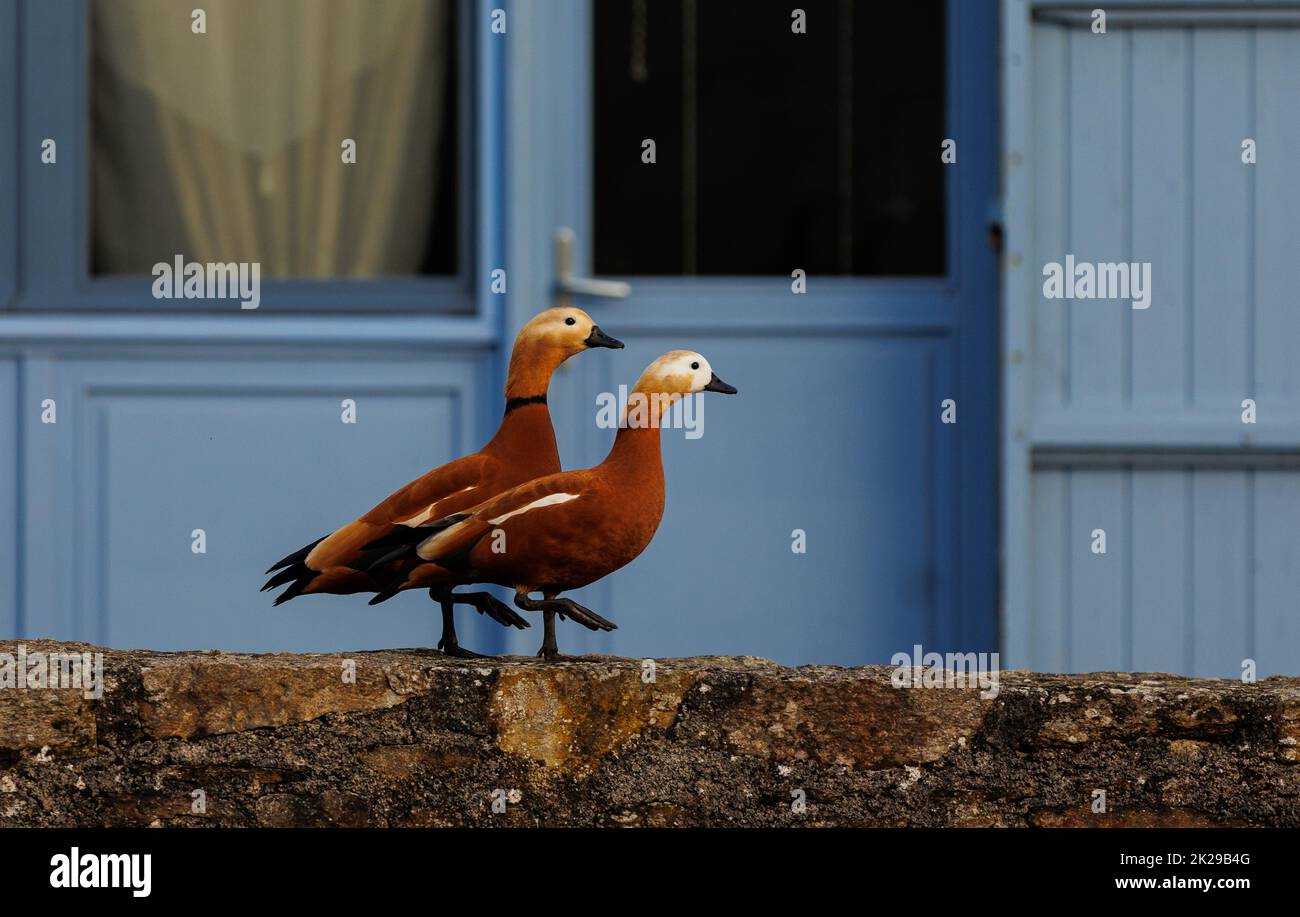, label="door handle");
[553,227,631,307]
